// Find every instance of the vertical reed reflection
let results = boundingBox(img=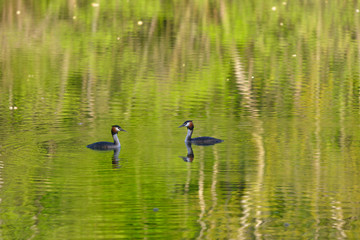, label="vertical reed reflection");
[0,159,3,238]
[184,162,191,232]
[208,147,219,233]
[313,11,346,236]
[197,149,206,239]
[233,45,265,238]
[330,198,347,239]
[313,20,322,237]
